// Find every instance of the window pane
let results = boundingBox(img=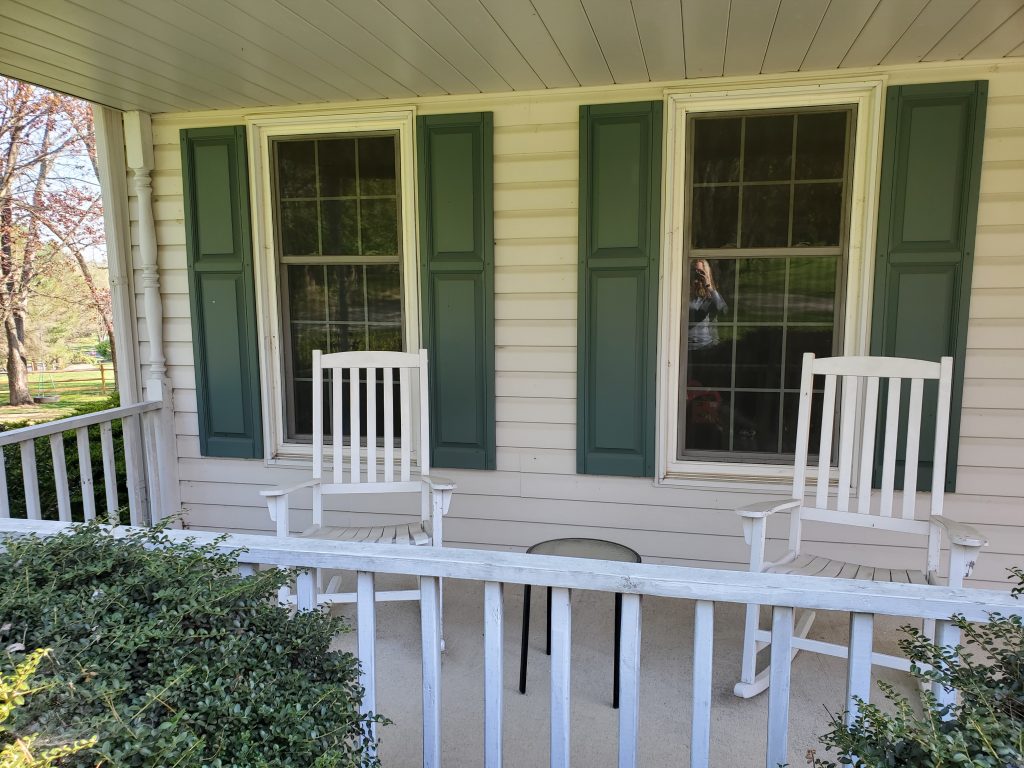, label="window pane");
[733,391,780,453]
[280,201,318,256]
[320,200,358,255]
[743,115,793,181]
[792,183,843,246]
[685,388,730,451]
[327,265,365,323]
[741,184,790,248]
[692,186,738,248]
[734,326,782,389]
[784,326,834,388]
[318,138,356,197]
[368,325,403,351]
[287,265,326,322]
[359,137,397,195]
[736,258,786,323]
[366,264,402,324]
[692,118,741,183]
[332,325,368,353]
[781,390,824,454]
[360,198,399,255]
[688,325,733,388]
[787,257,837,323]
[276,140,316,198]
[291,323,329,379]
[796,112,847,179]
